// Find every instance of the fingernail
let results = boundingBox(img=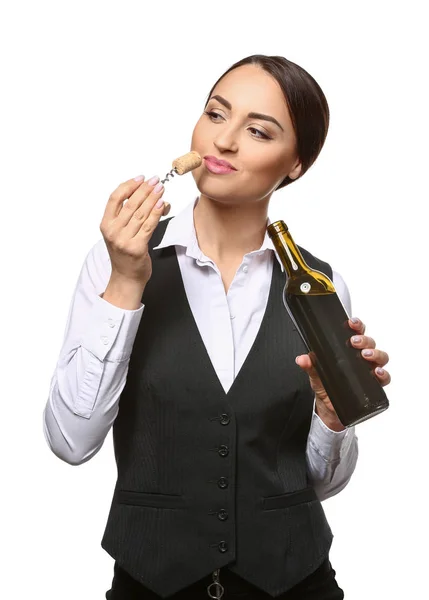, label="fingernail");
[133,175,145,182]
[351,317,359,324]
[154,182,164,193]
[352,336,361,344]
[156,198,164,209]
[147,176,160,186]
[376,367,384,376]
[363,349,373,357]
